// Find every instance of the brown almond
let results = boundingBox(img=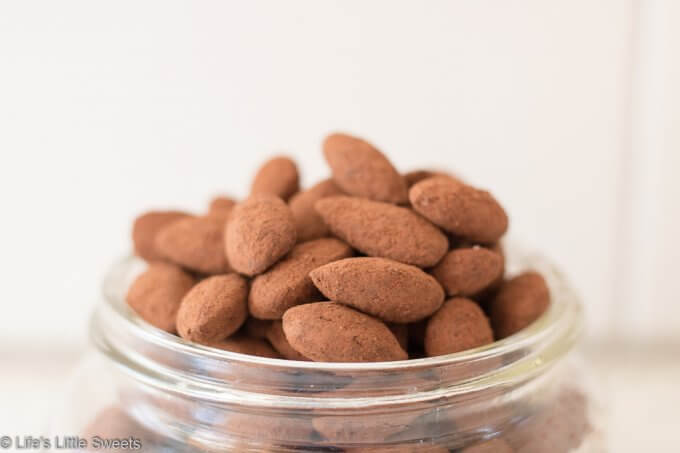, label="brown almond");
[176,274,248,343]
[489,242,506,281]
[250,156,299,201]
[403,169,460,188]
[132,211,190,261]
[431,246,504,297]
[265,321,310,361]
[462,438,514,453]
[323,133,407,204]
[310,257,444,323]
[409,177,508,244]
[489,271,550,339]
[207,196,236,221]
[154,216,231,274]
[289,179,344,241]
[425,298,494,356]
[315,196,448,267]
[282,302,407,362]
[225,195,297,276]
[126,262,196,333]
[249,238,354,319]
[210,335,281,359]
